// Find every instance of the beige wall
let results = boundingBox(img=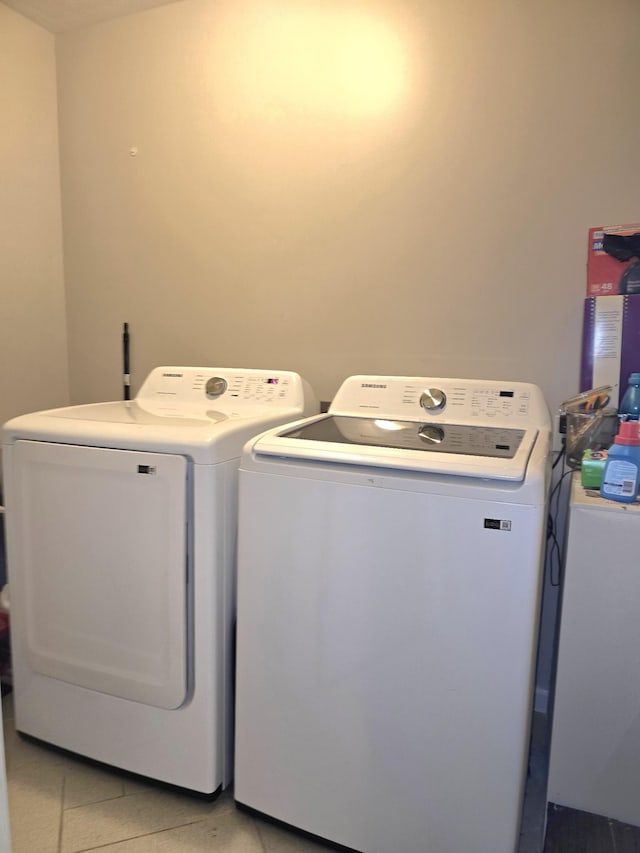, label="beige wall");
[55,0,640,411]
[7,0,637,710]
[0,4,69,431]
